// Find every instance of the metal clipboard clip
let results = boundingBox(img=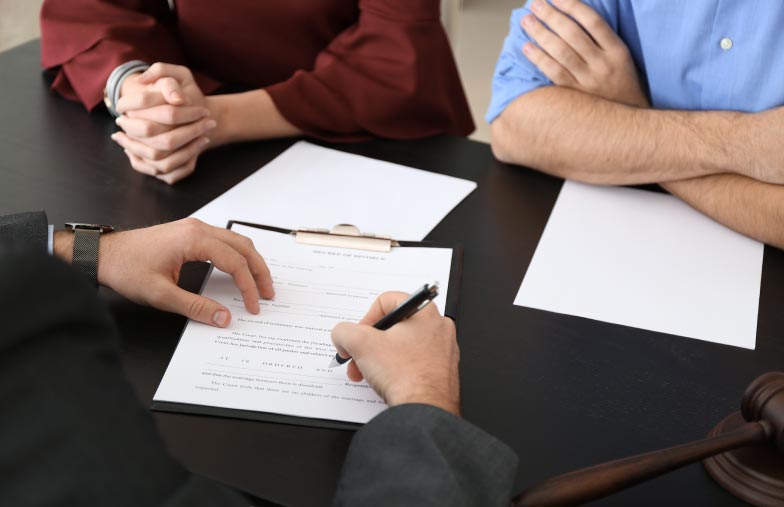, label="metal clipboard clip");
[295,224,400,253]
